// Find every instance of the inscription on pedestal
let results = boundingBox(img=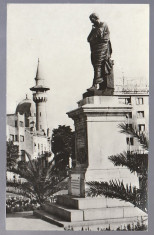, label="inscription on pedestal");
[71,174,80,196]
[75,119,87,164]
